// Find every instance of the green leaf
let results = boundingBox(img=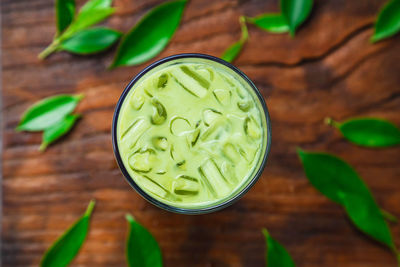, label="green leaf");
[125,214,162,267]
[68,0,115,34]
[56,0,75,35]
[40,114,81,151]
[262,228,295,267]
[371,0,400,43]
[40,200,95,267]
[221,16,248,63]
[60,27,121,54]
[221,42,243,63]
[297,149,397,251]
[341,193,394,248]
[66,7,115,36]
[80,0,112,13]
[326,117,400,148]
[16,94,83,132]
[71,0,114,33]
[297,149,371,204]
[246,13,289,33]
[110,0,187,68]
[281,0,313,35]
